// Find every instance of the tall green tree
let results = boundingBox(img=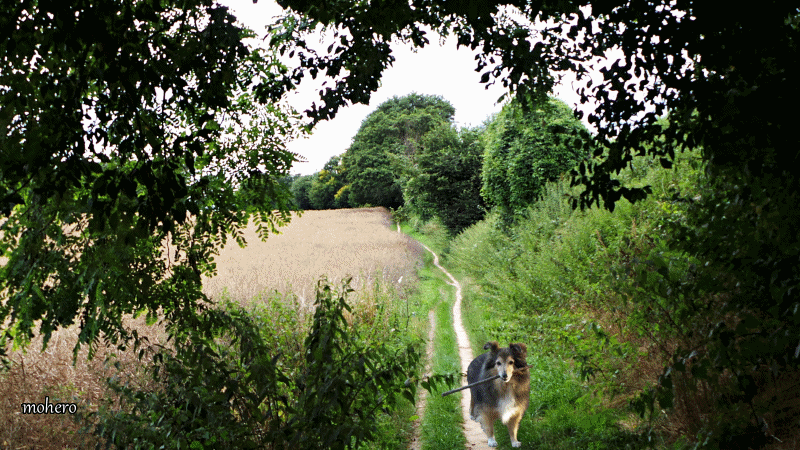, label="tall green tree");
[340,93,455,208]
[404,124,485,234]
[0,1,303,358]
[290,174,315,210]
[481,97,589,222]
